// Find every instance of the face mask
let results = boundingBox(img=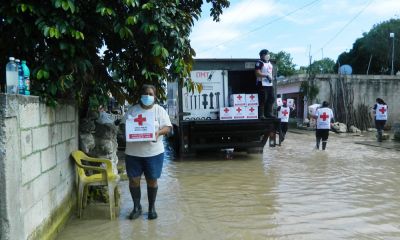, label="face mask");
[265,54,270,61]
[141,95,155,106]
